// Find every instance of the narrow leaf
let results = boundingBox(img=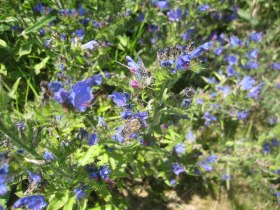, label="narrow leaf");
[34,56,50,74]
[8,77,21,99]
[21,10,57,35]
